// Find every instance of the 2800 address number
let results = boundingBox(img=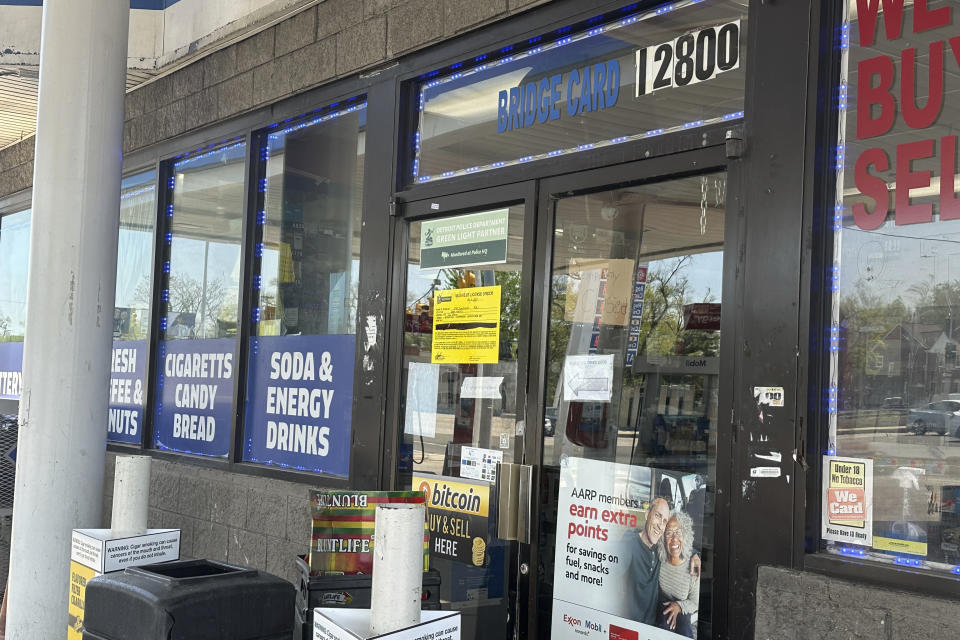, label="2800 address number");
[635,20,741,97]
